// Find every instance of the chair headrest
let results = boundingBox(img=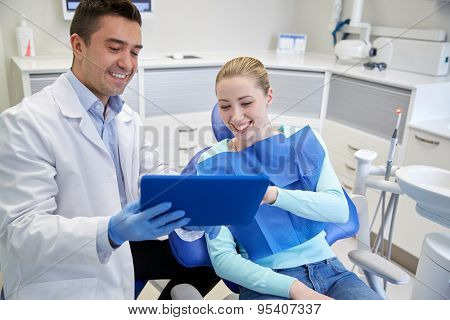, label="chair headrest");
[211,103,234,141]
